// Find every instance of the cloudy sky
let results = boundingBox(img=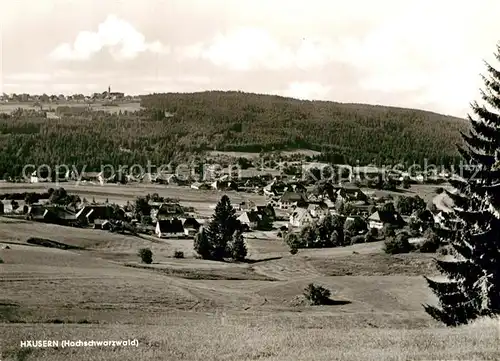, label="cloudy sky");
[1,0,500,117]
